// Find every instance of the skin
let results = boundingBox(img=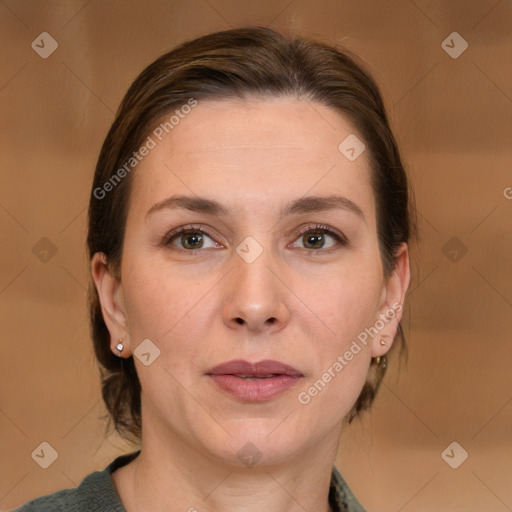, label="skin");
[92,97,410,512]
